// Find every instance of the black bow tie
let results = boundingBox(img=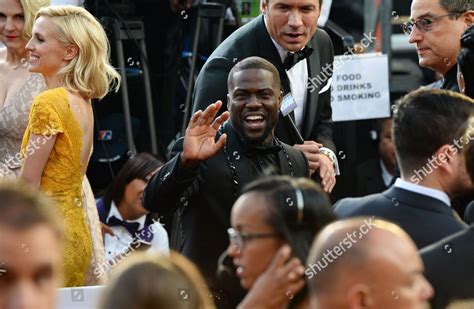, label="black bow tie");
[245,143,283,157]
[283,46,313,71]
[107,216,140,236]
